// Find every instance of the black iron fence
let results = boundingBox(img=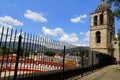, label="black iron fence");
[0,27,115,80]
